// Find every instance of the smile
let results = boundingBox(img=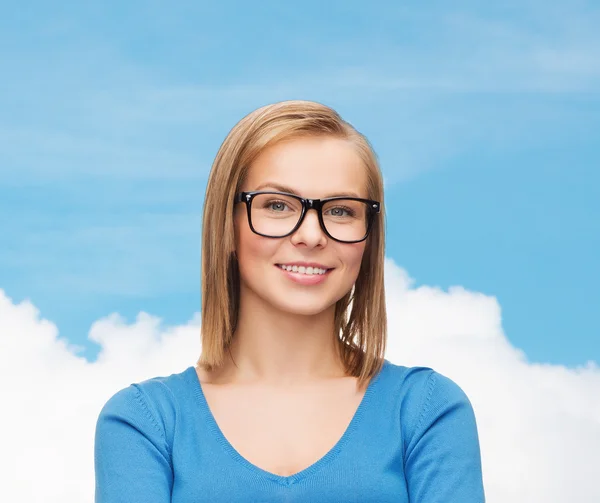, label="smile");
[275,264,334,285]
[276,264,330,275]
